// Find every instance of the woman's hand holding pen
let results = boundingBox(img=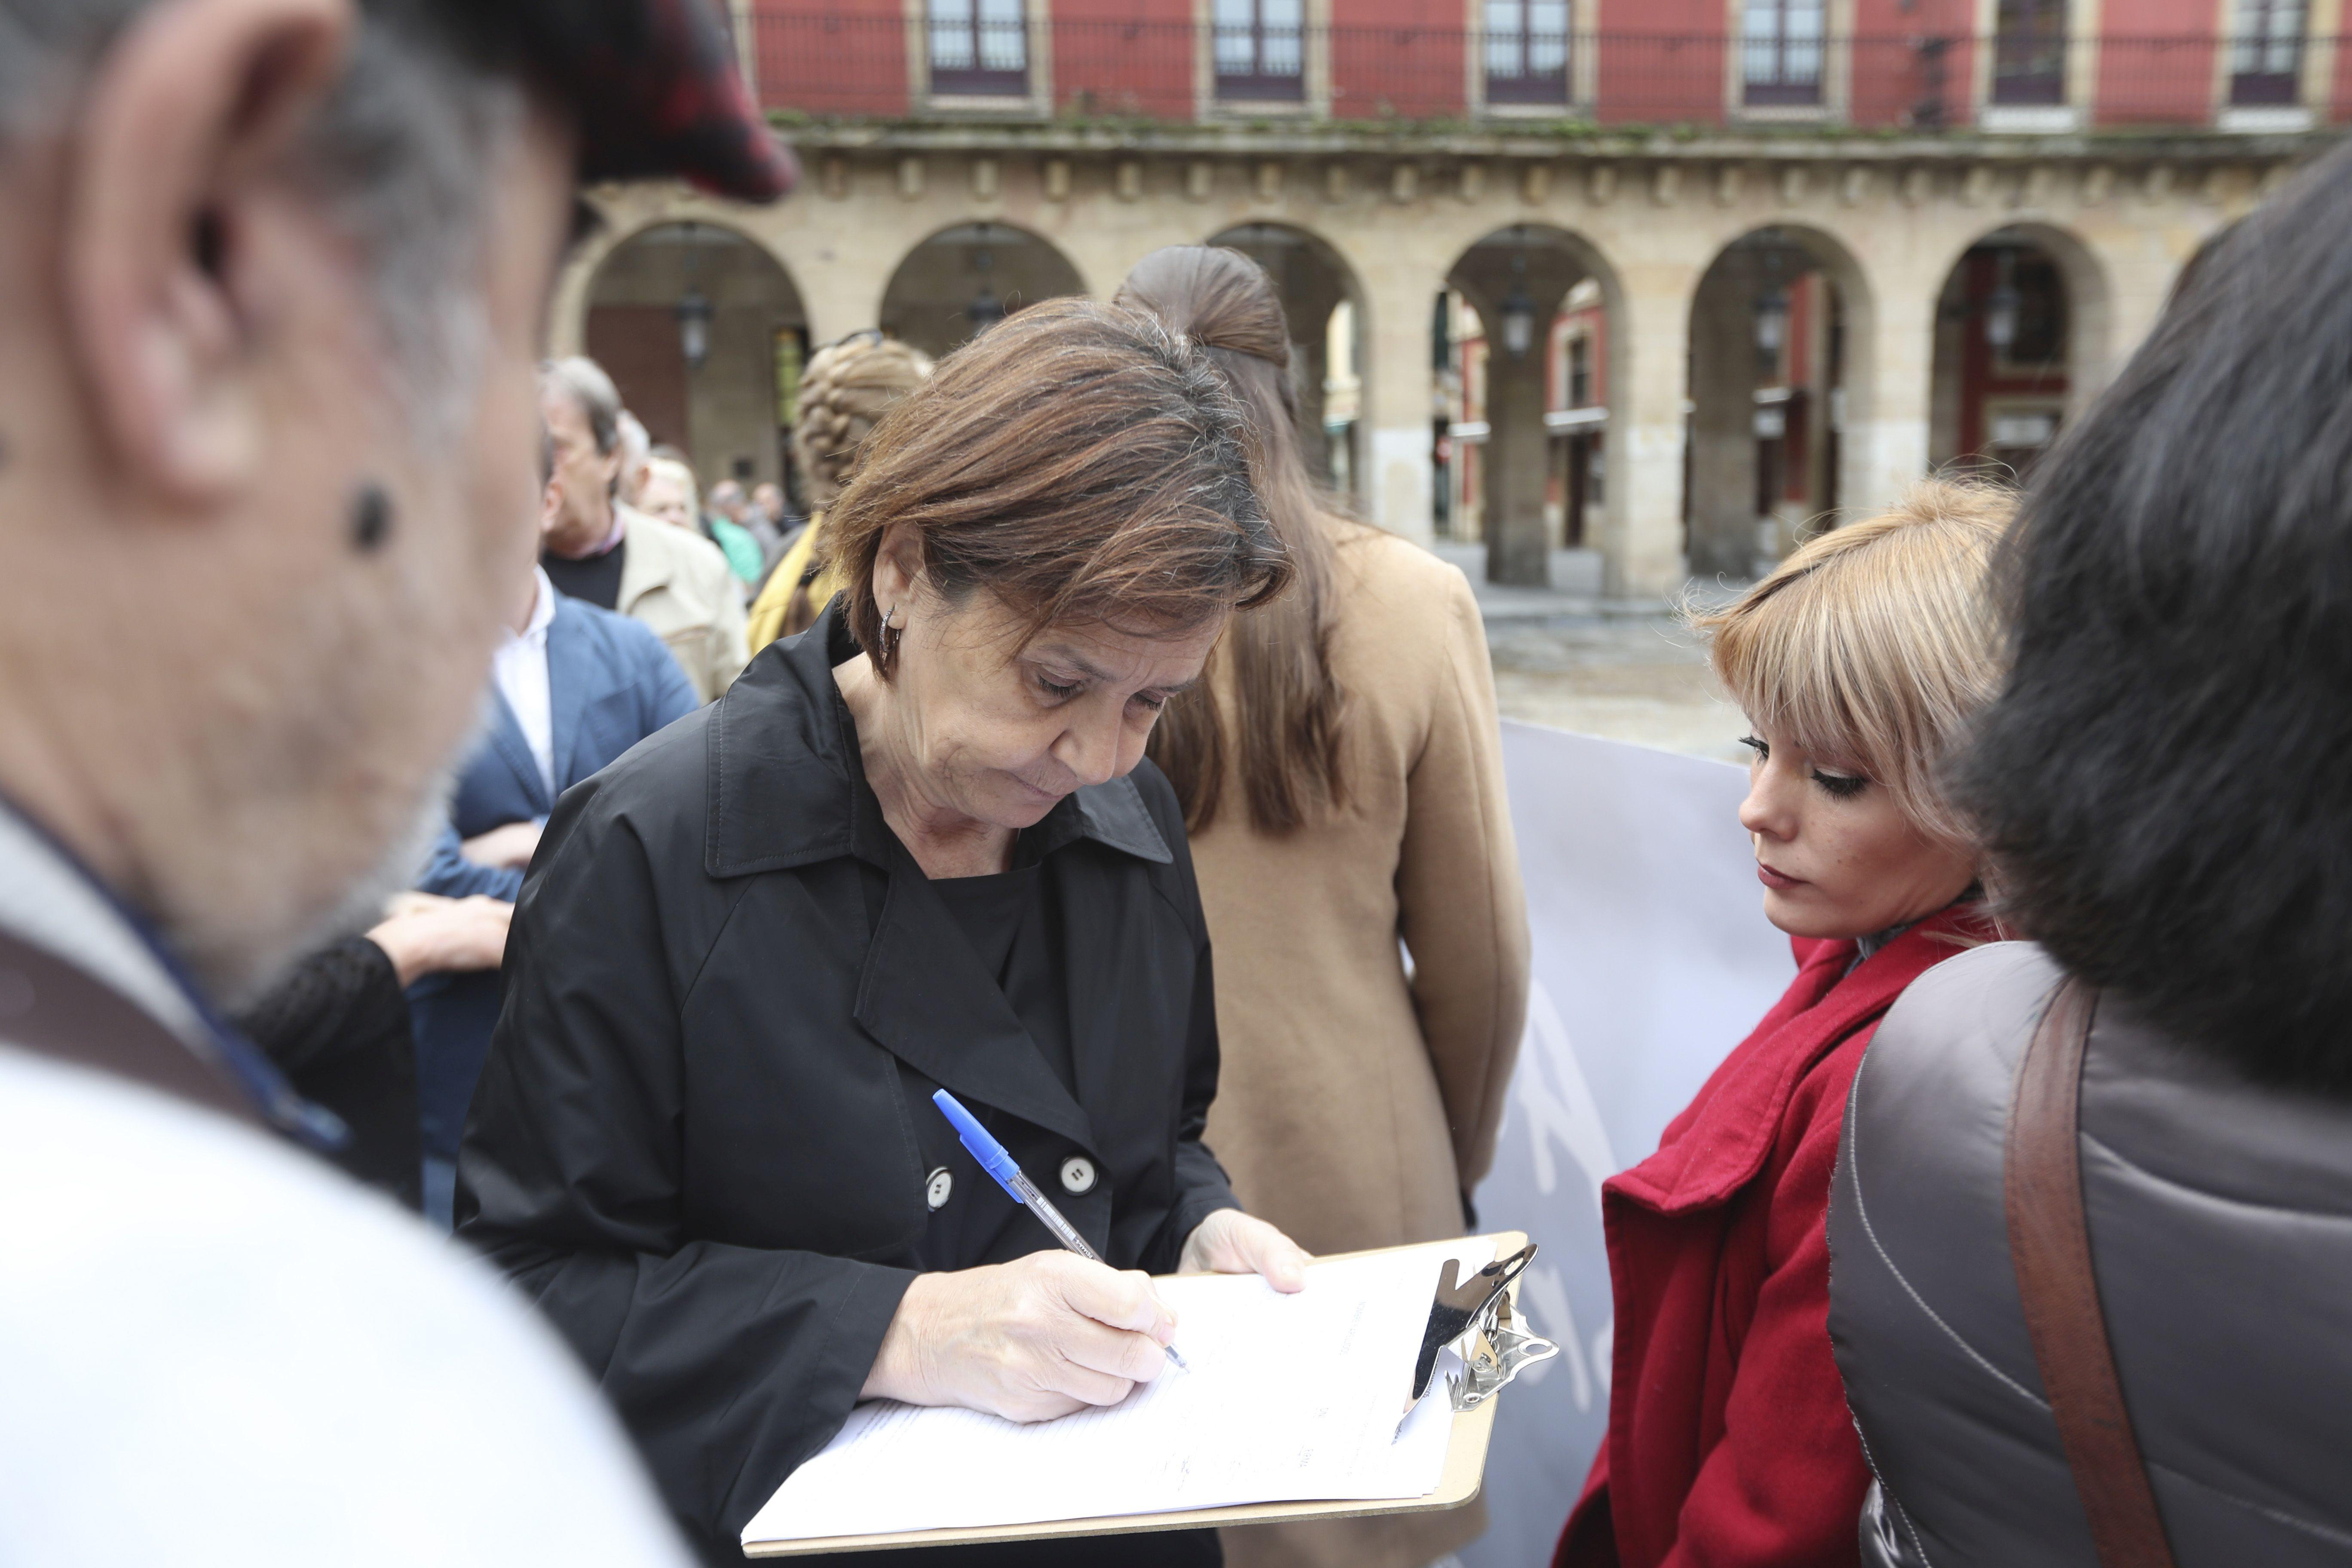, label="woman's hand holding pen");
[1178,1208,1312,1291]
[861,1251,1178,1422]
